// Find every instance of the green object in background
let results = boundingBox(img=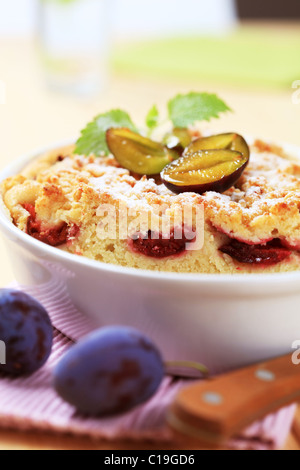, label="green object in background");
[113,27,300,89]
[41,0,79,4]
